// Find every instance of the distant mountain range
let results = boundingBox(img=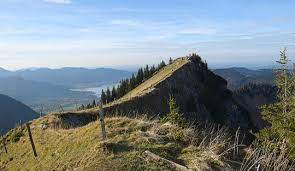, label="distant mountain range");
[0,67,132,112]
[0,94,38,135]
[0,67,132,88]
[0,76,96,112]
[213,67,274,90]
